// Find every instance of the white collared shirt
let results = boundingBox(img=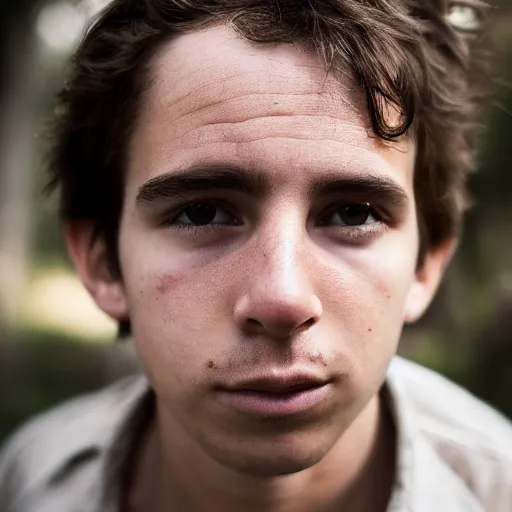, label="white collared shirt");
[0,357,511,511]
